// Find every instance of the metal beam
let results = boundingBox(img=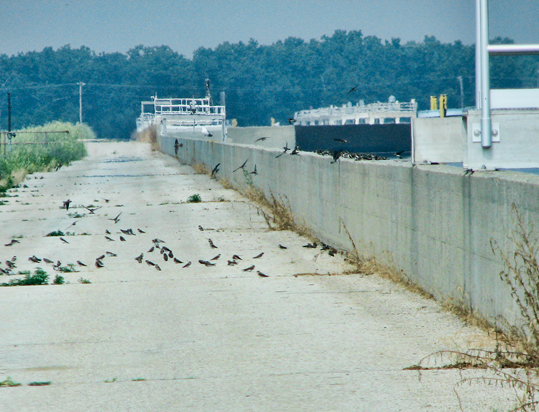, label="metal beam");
[488,44,539,56]
[479,0,492,148]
